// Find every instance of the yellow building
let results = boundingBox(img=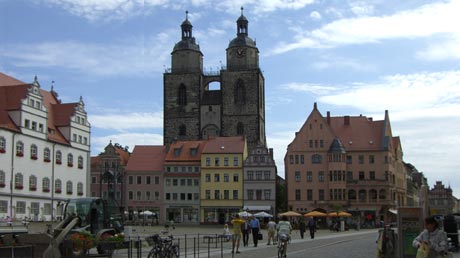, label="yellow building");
[200,136,247,224]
